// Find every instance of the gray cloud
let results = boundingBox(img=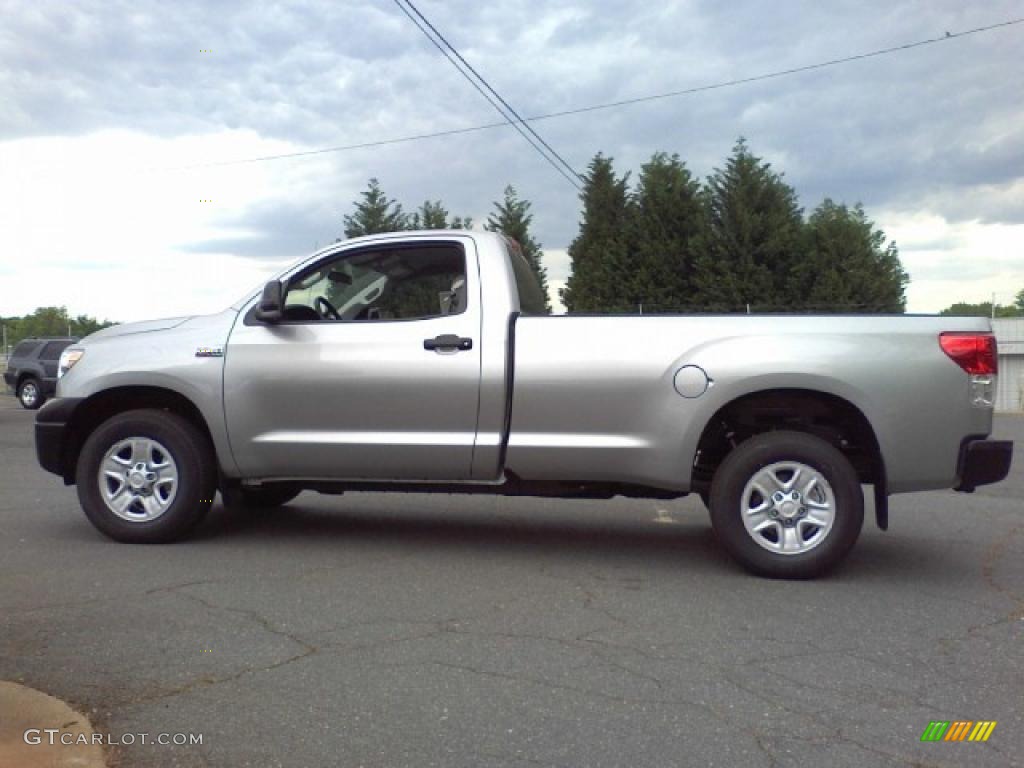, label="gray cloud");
[2,0,1023,257]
